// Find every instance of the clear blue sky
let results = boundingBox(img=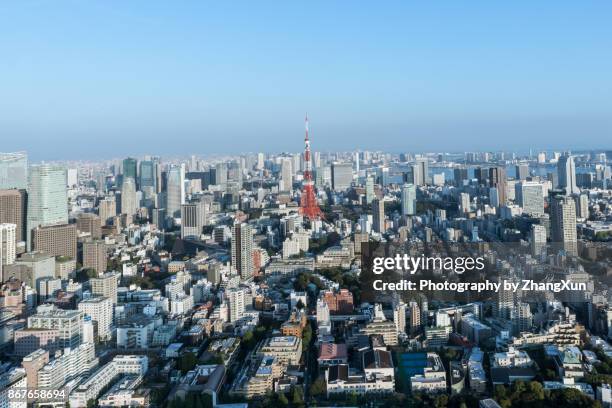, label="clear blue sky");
[1,1,611,160]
